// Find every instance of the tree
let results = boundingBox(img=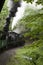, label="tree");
[13,0,43,40]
